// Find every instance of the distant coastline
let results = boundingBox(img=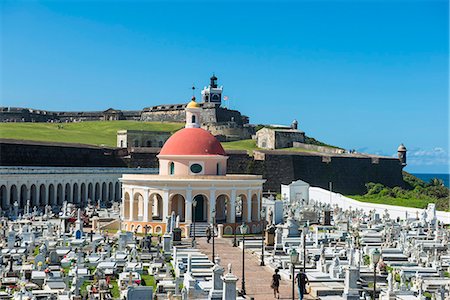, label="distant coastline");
[412,173,450,188]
